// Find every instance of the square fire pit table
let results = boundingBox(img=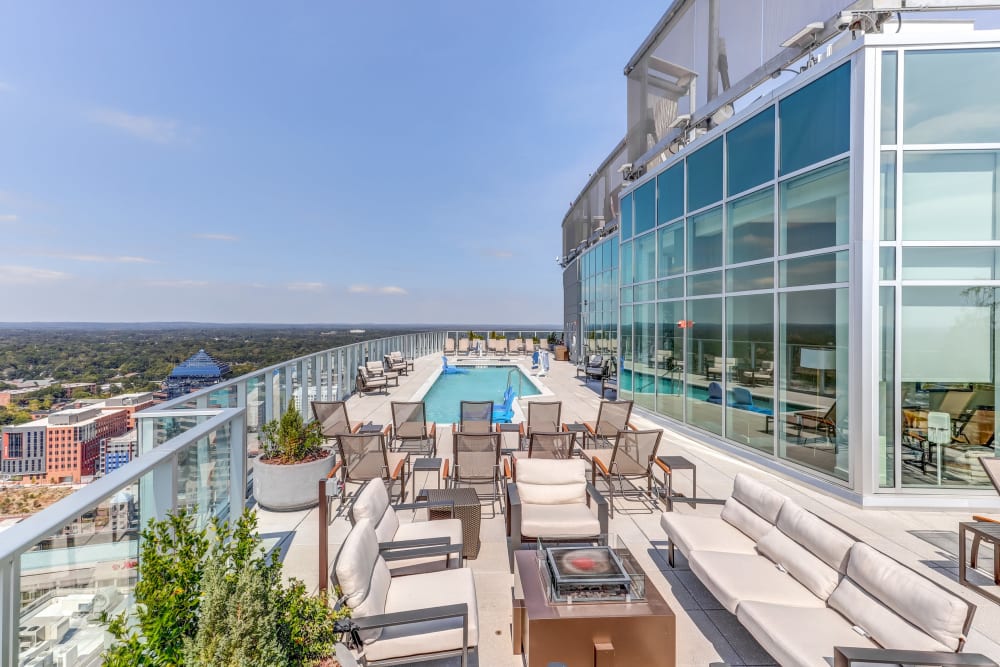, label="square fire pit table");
[423,487,482,559]
[512,545,675,666]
